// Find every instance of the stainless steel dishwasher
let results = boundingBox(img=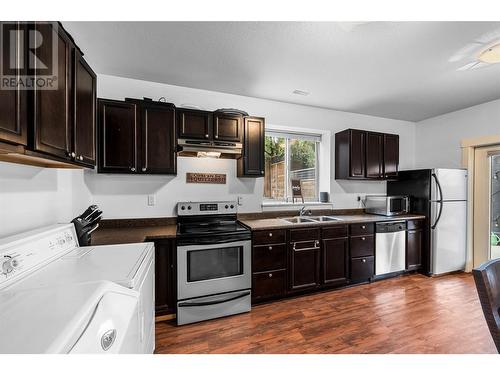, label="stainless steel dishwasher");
[375,221,407,276]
